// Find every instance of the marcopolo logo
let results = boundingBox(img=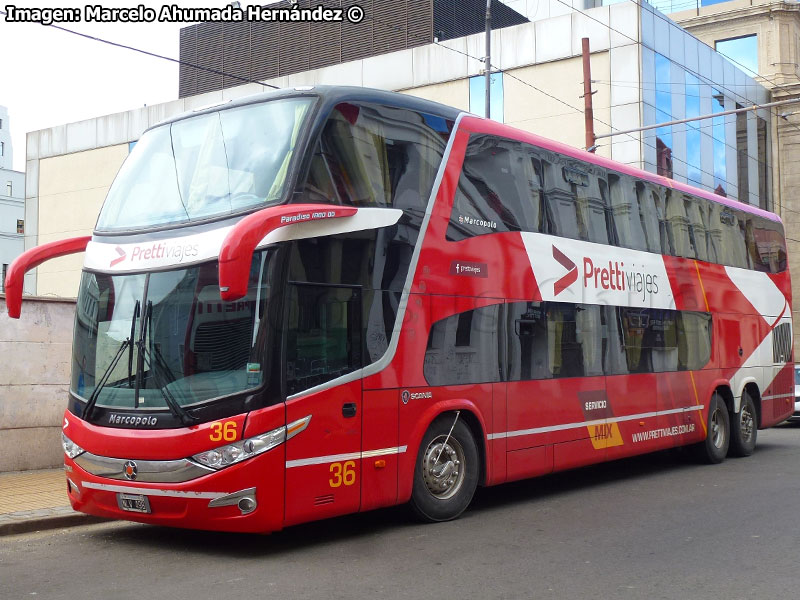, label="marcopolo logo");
[108,414,158,427]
